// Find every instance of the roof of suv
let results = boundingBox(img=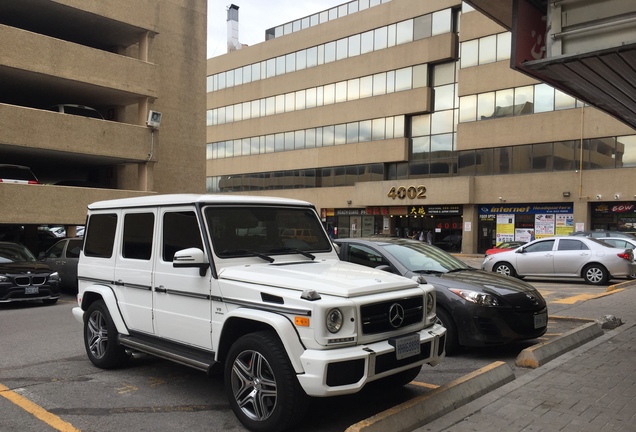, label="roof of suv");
[87,194,314,210]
